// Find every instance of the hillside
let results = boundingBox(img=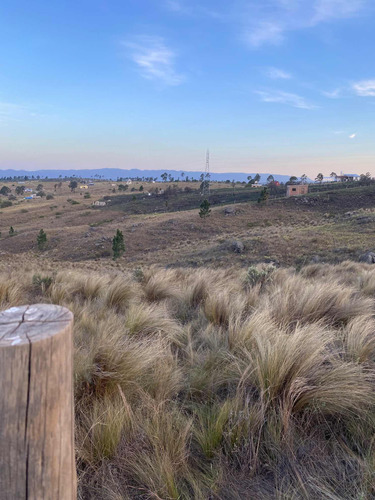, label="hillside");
[1,180,375,268]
